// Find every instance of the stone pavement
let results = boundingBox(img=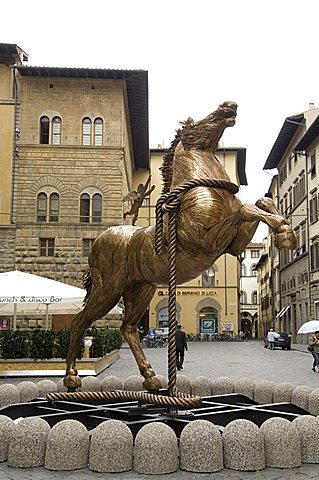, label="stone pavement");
[0,340,319,479]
